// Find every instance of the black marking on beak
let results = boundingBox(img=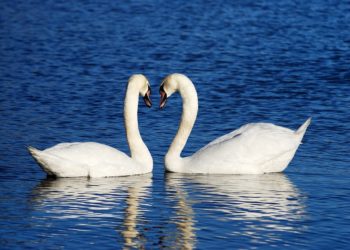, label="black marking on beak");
[143,86,152,108]
[159,84,167,109]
